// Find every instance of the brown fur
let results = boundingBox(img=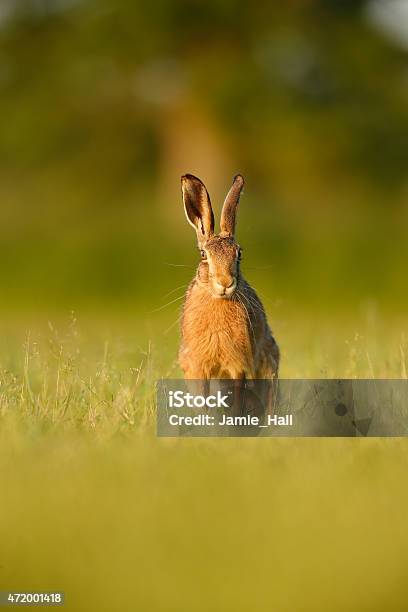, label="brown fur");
[179,174,279,381]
